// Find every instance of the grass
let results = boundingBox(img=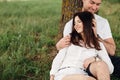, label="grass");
[0,0,120,80]
[0,0,61,80]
